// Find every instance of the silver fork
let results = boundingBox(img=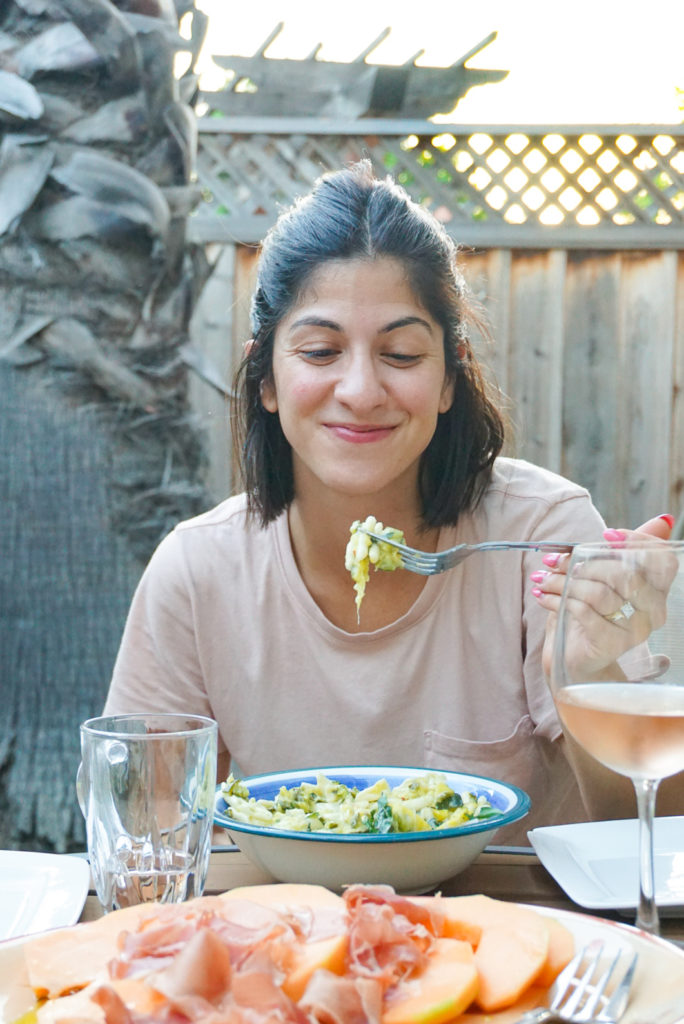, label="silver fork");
[360,529,576,575]
[516,941,638,1023]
